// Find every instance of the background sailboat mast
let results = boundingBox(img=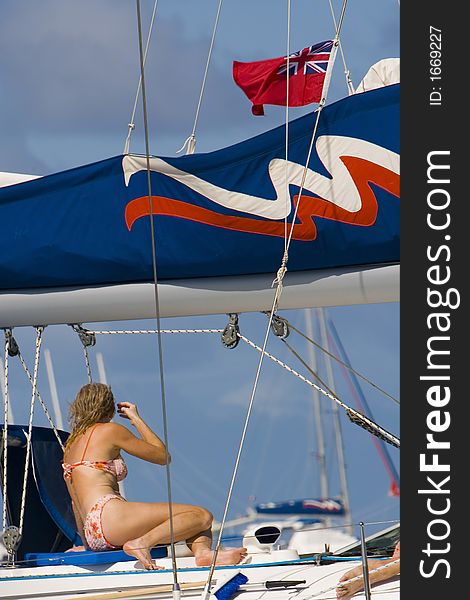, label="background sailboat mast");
[44,349,65,431]
[304,310,329,503]
[317,308,352,532]
[96,352,108,386]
